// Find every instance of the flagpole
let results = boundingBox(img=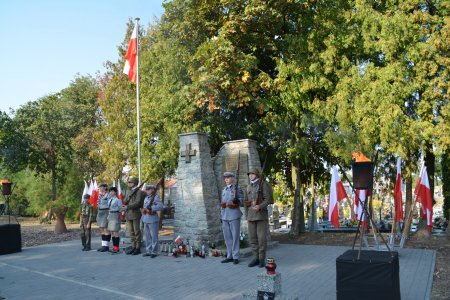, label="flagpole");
[135,17,141,184]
